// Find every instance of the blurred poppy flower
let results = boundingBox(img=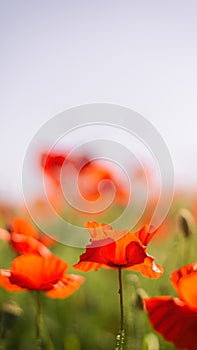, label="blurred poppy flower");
[78,160,129,206]
[42,151,129,205]
[40,151,130,221]
[41,150,89,187]
[144,263,197,350]
[0,217,55,256]
[73,222,163,278]
[41,151,68,186]
[0,254,84,299]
